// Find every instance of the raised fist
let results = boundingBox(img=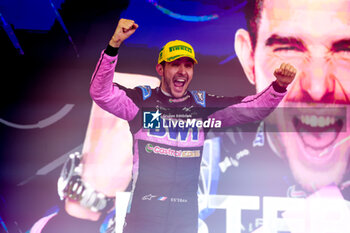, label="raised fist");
[109,18,138,48]
[273,63,297,87]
